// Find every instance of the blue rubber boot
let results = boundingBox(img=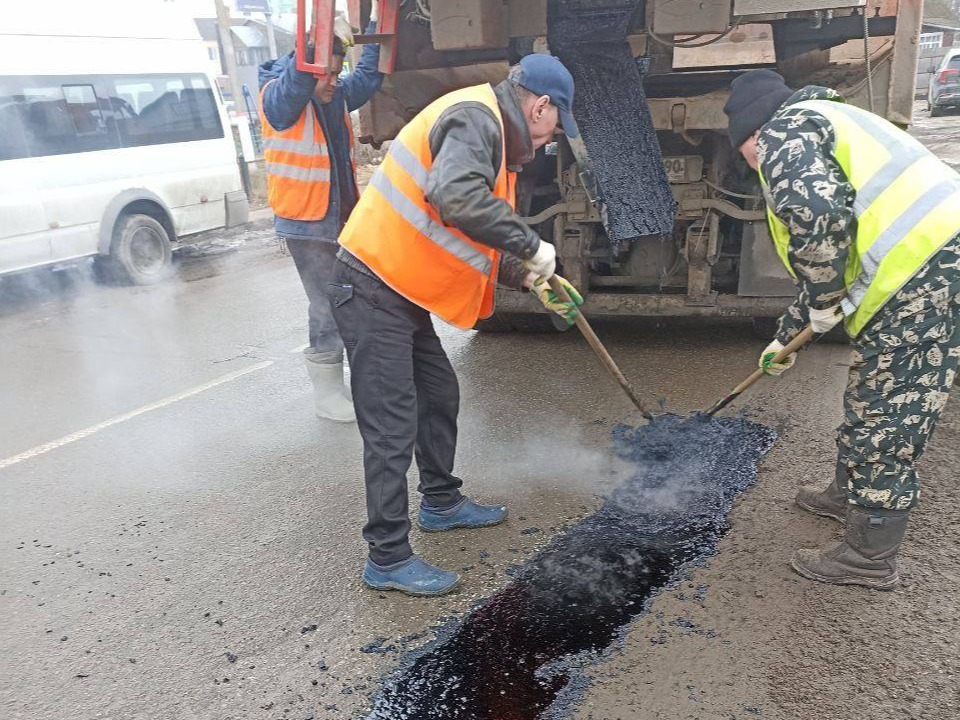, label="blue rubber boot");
[362,556,460,597]
[418,497,508,533]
